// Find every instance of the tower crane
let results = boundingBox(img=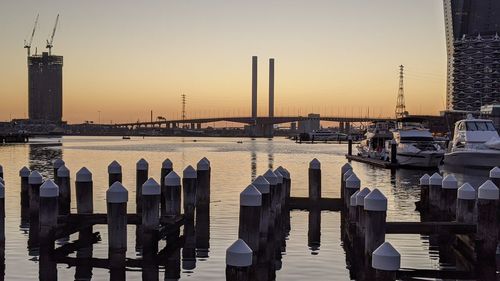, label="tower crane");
[23,14,39,57]
[46,14,59,55]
